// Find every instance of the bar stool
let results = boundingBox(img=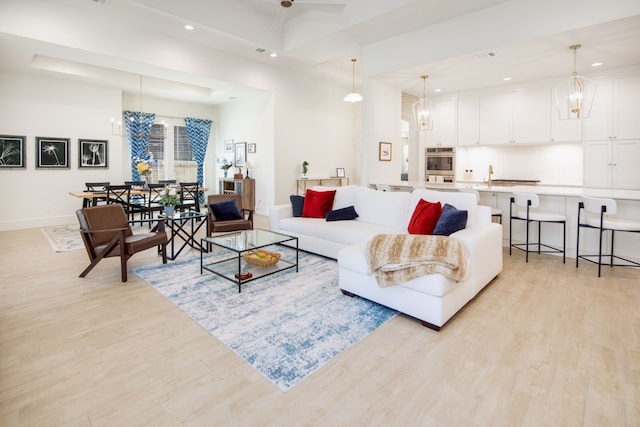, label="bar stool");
[459,189,502,224]
[576,196,640,277]
[509,193,566,263]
